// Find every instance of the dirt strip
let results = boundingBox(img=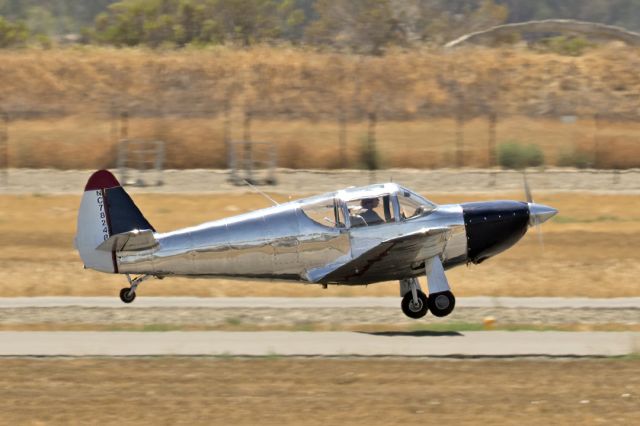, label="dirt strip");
[0,358,638,425]
[2,168,640,195]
